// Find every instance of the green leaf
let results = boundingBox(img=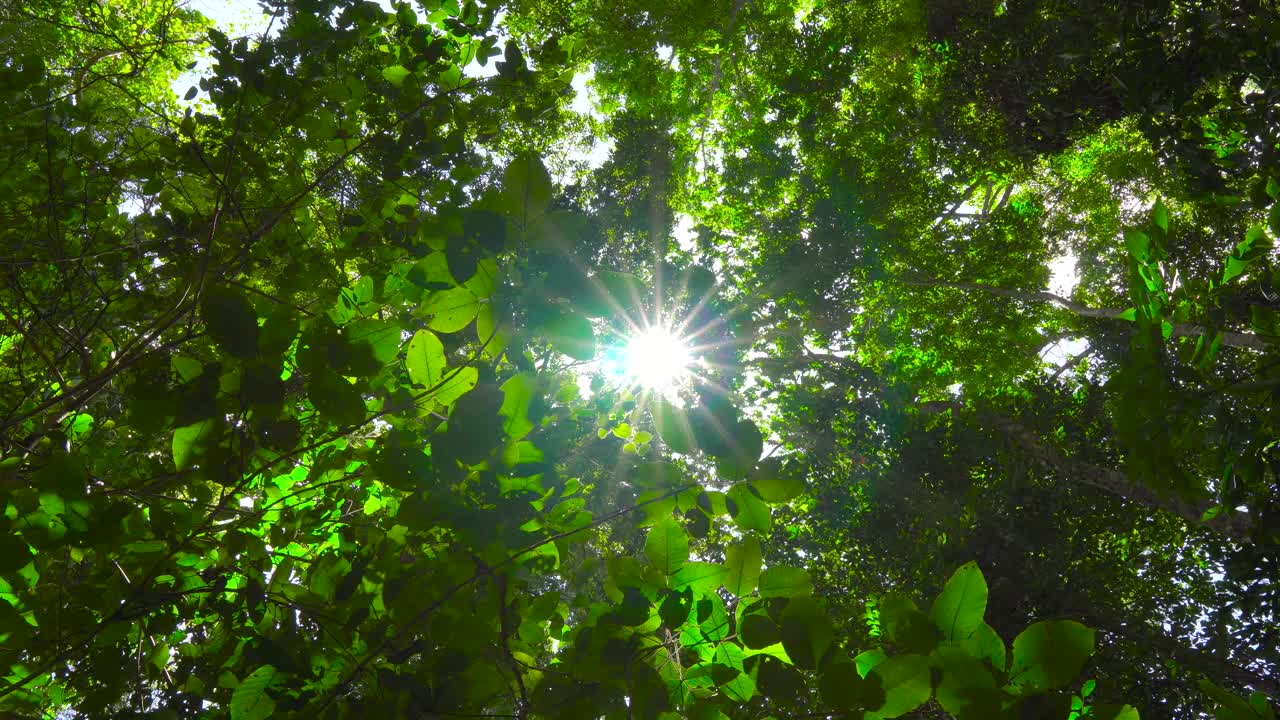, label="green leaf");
[172,418,219,471]
[855,648,888,678]
[381,65,410,86]
[0,532,33,574]
[502,154,553,224]
[202,286,259,359]
[726,484,771,534]
[230,665,276,720]
[758,565,812,598]
[527,210,591,252]
[645,518,689,575]
[933,648,997,717]
[347,318,400,365]
[821,661,885,711]
[728,418,764,468]
[542,311,595,361]
[879,595,939,654]
[750,475,805,503]
[723,537,762,597]
[1151,200,1168,235]
[1199,679,1269,720]
[310,371,366,426]
[653,401,697,454]
[866,654,933,719]
[1008,619,1095,692]
[672,561,724,594]
[779,597,834,670]
[422,287,480,333]
[1093,704,1141,720]
[712,643,756,701]
[580,270,648,317]
[930,561,988,643]
[406,329,447,390]
[740,613,781,649]
[408,252,456,289]
[1124,228,1151,262]
[960,622,1007,671]
[434,367,478,406]
[476,305,510,358]
[499,372,537,441]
